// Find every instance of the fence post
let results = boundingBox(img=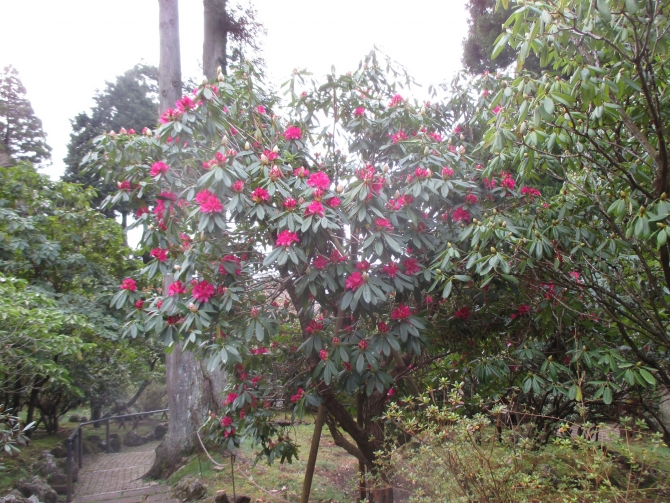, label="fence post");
[66,438,73,503]
[106,419,110,454]
[78,427,83,468]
